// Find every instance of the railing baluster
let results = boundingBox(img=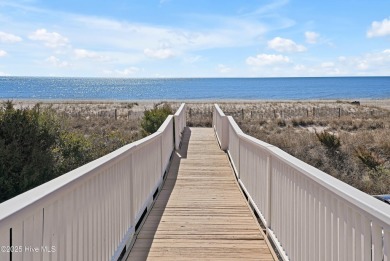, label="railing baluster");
[372,223,383,261]
[325,192,332,261]
[384,229,390,261]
